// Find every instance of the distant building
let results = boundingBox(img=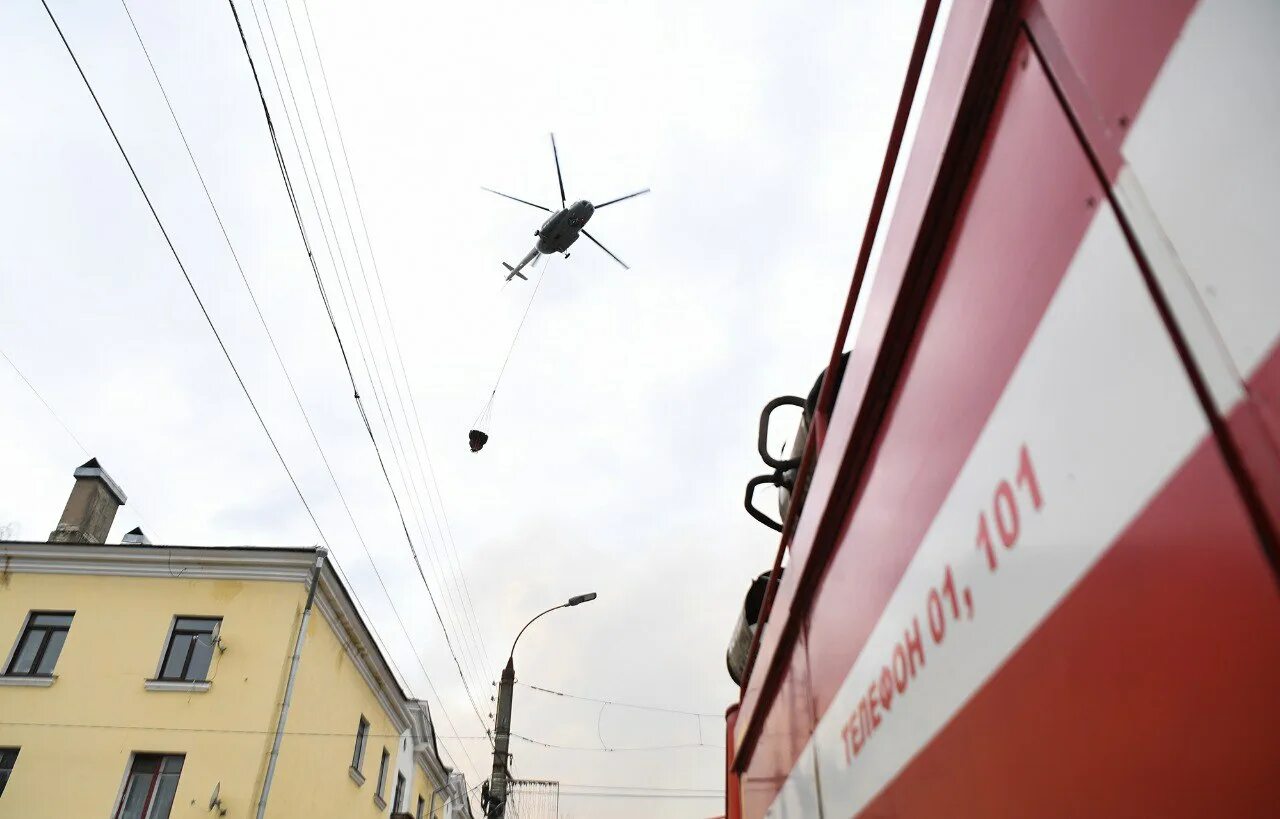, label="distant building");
[0,459,474,819]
